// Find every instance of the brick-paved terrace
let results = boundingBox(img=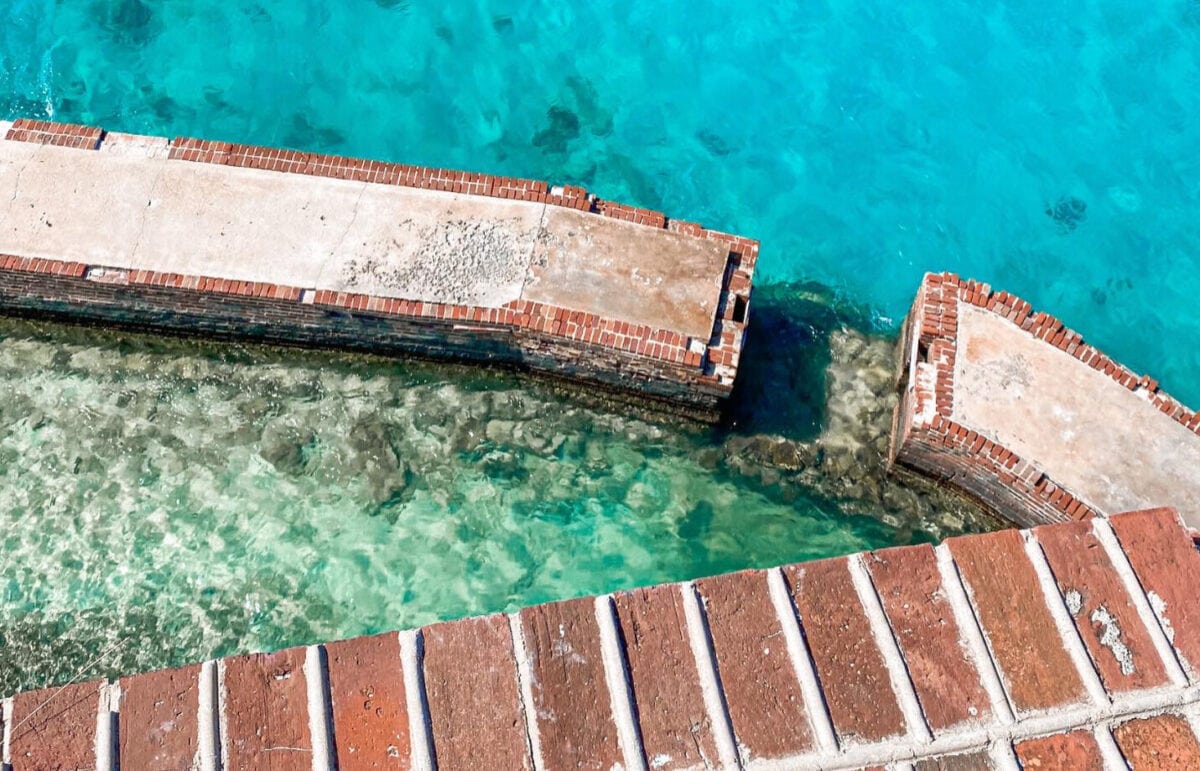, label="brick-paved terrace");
[6,507,1200,769]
